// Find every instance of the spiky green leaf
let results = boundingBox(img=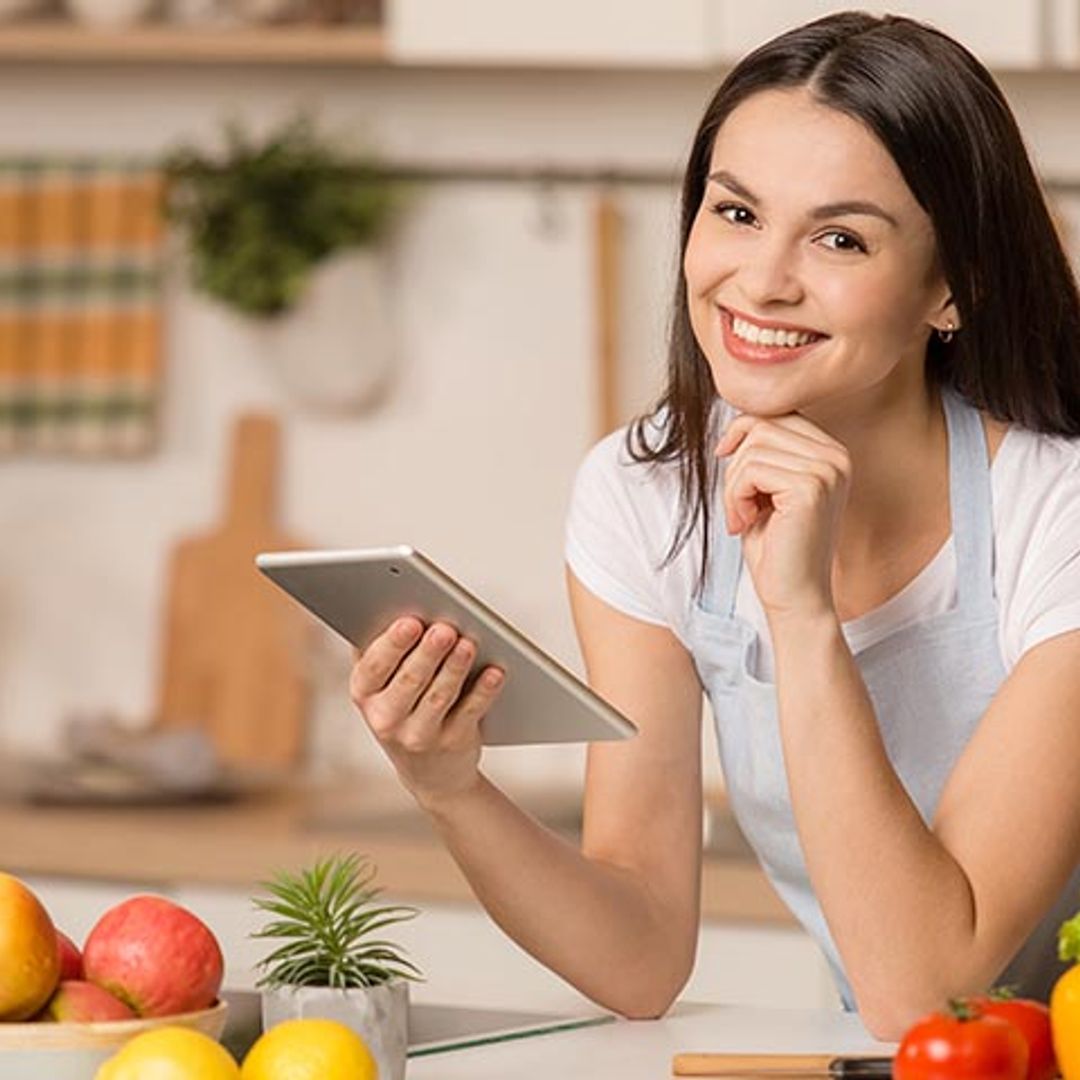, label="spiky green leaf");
[250,852,422,990]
